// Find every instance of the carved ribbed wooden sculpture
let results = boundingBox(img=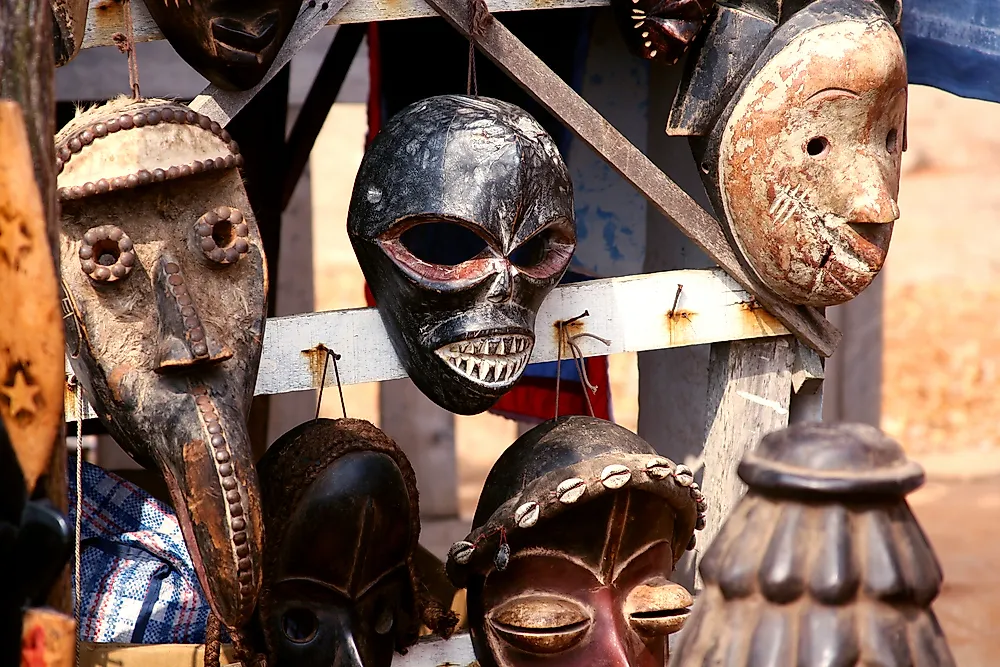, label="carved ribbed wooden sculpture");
[671,422,956,667]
